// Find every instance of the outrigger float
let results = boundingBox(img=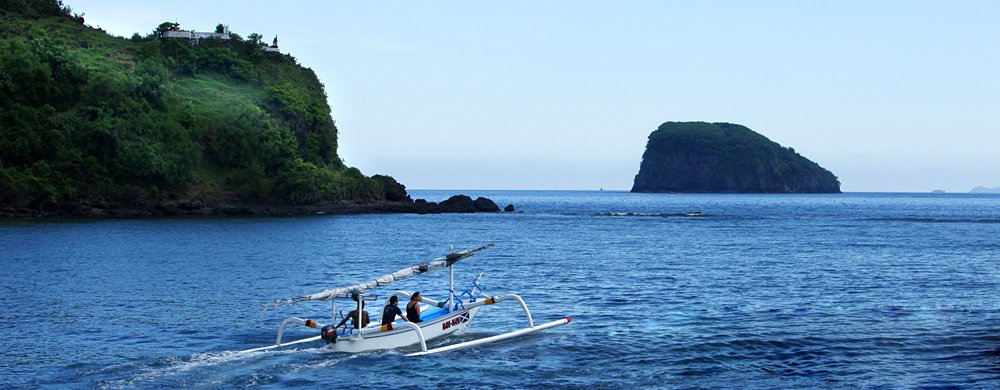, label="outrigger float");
[241,244,571,356]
